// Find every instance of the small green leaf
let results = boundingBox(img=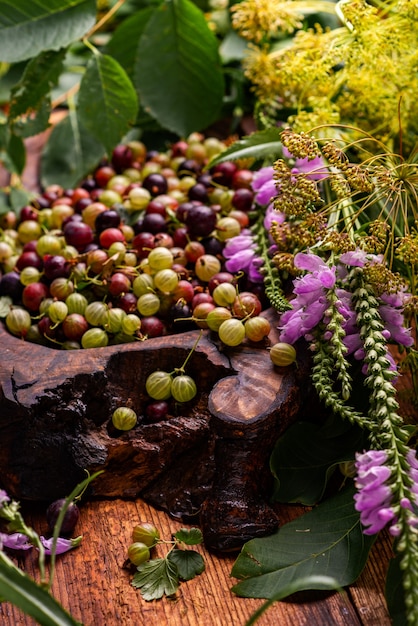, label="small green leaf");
[270,418,364,505]
[208,129,283,167]
[231,486,375,599]
[134,0,224,136]
[0,0,97,63]
[174,527,203,545]
[168,549,205,581]
[40,113,105,189]
[0,296,13,318]
[78,53,138,156]
[131,558,179,601]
